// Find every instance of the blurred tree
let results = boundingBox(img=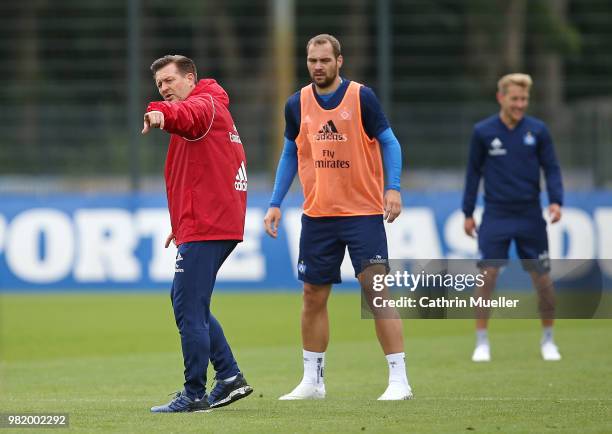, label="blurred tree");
[343,0,369,80]
[16,1,46,172]
[465,0,506,93]
[566,0,612,100]
[529,0,579,131]
[466,0,579,105]
[458,0,528,86]
[504,0,527,72]
[1,0,609,178]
